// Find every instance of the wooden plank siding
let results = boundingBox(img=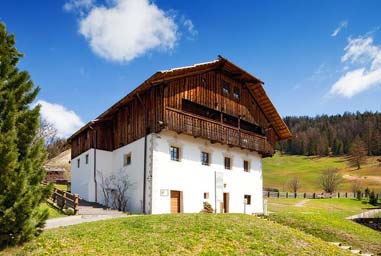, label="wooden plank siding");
[70,65,284,159]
